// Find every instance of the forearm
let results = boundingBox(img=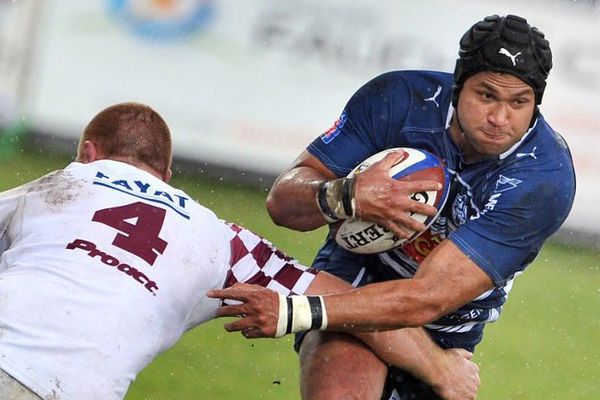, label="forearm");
[266,166,332,231]
[321,279,444,331]
[355,328,450,390]
[303,272,446,384]
[318,241,495,331]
